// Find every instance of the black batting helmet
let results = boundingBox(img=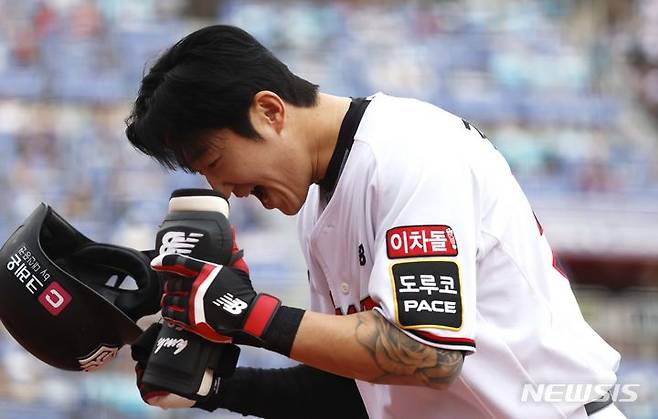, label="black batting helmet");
[0,203,161,371]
